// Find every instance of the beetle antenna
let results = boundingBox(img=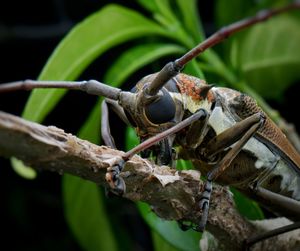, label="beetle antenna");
[0,79,123,101]
[145,1,300,98]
